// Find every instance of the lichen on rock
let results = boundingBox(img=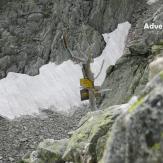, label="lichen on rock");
[128,96,145,113]
[62,108,121,163]
[23,139,68,163]
[102,73,163,163]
